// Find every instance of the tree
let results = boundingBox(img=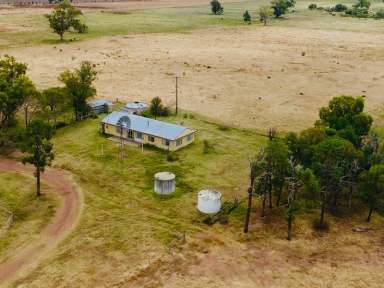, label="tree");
[0,55,36,129]
[243,10,251,24]
[258,6,273,25]
[210,0,223,15]
[271,0,295,18]
[59,61,97,121]
[354,0,371,9]
[244,149,266,233]
[265,138,290,206]
[39,87,69,126]
[149,97,169,119]
[46,0,87,41]
[312,137,360,225]
[20,119,55,197]
[318,96,373,147]
[359,164,384,222]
